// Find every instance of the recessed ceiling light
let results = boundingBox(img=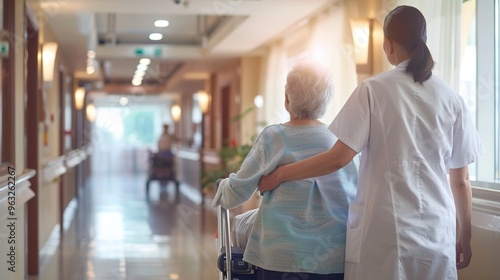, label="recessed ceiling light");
[132,79,142,86]
[86,65,95,74]
[137,64,148,71]
[154,20,169,27]
[149,33,163,41]
[133,73,144,80]
[87,50,96,58]
[134,69,146,76]
[139,58,151,65]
